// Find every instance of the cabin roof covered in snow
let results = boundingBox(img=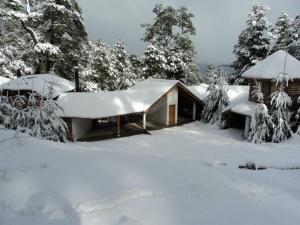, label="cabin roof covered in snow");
[57,78,202,119]
[187,84,249,102]
[221,85,256,117]
[0,76,10,86]
[0,73,75,97]
[242,50,300,79]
